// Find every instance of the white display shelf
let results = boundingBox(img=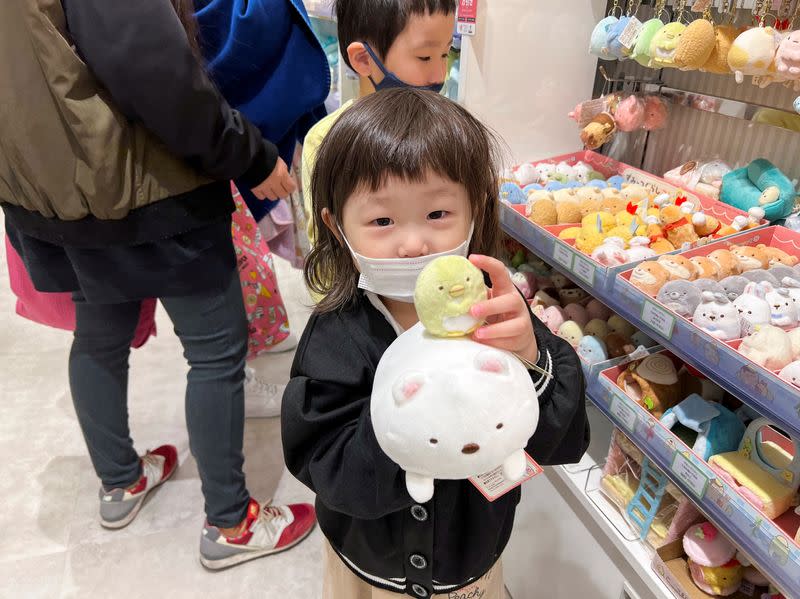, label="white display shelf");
[548,405,675,599]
